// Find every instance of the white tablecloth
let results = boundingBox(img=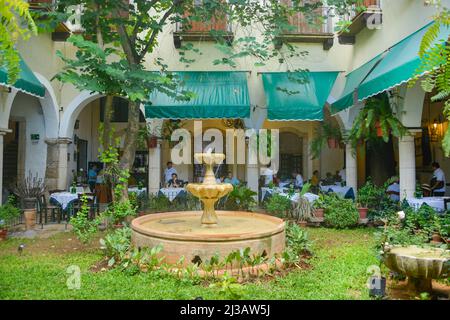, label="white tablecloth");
[49,192,79,210]
[159,188,185,202]
[261,187,289,201]
[320,185,354,198]
[285,192,319,204]
[128,187,147,195]
[406,197,449,212]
